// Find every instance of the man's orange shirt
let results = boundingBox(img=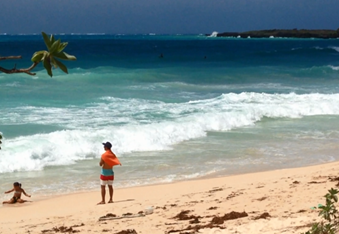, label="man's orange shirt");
[101,150,121,167]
